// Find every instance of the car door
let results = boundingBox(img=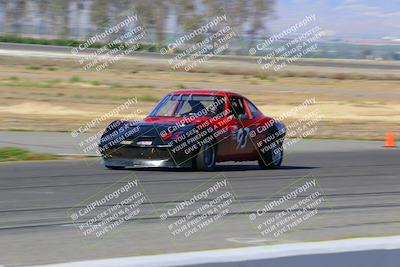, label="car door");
[242,98,265,157]
[226,96,255,160]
